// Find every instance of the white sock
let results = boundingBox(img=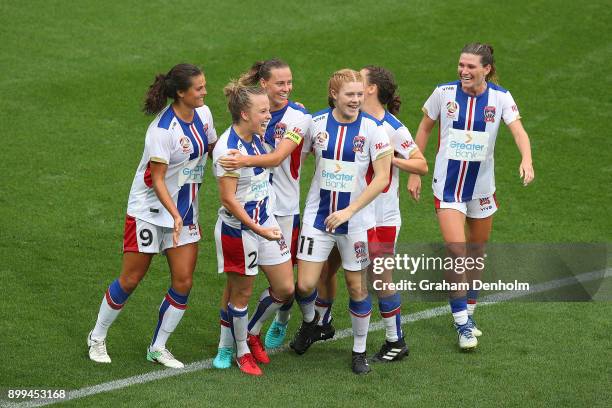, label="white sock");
[228,304,249,358]
[150,288,188,351]
[248,288,283,336]
[349,296,372,353]
[218,309,233,349]
[297,290,317,323]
